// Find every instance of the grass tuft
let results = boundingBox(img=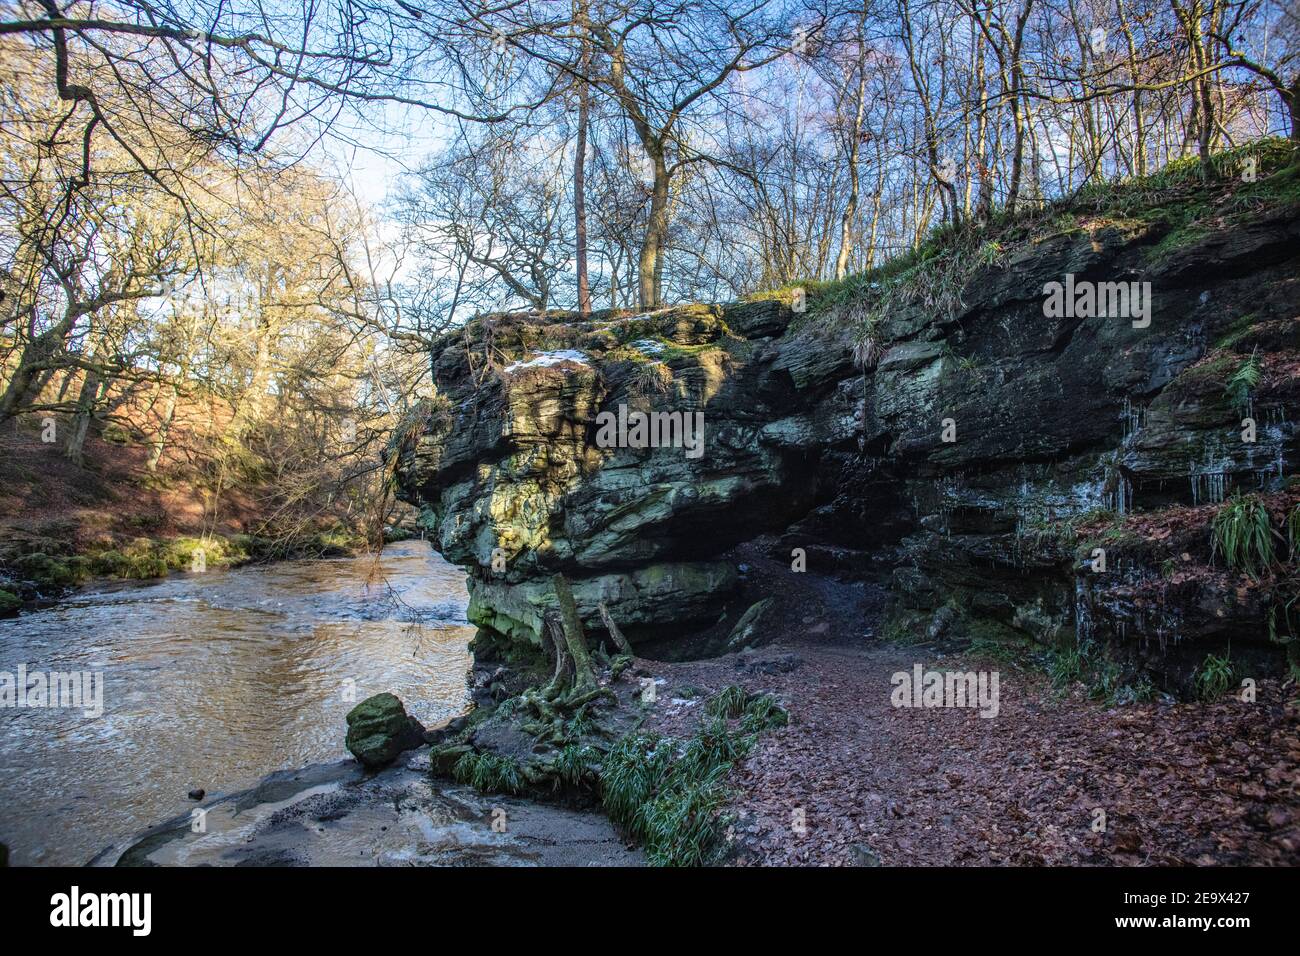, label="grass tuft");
[553,743,600,789]
[599,733,676,840]
[1211,494,1274,579]
[599,692,788,866]
[1194,653,1236,702]
[704,684,751,719]
[739,693,789,733]
[452,751,524,795]
[1286,504,1300,562]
